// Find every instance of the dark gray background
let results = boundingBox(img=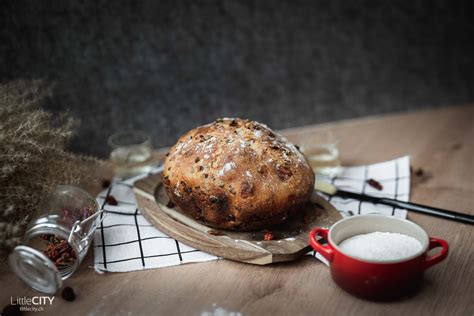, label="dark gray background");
[1,1,473,158]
